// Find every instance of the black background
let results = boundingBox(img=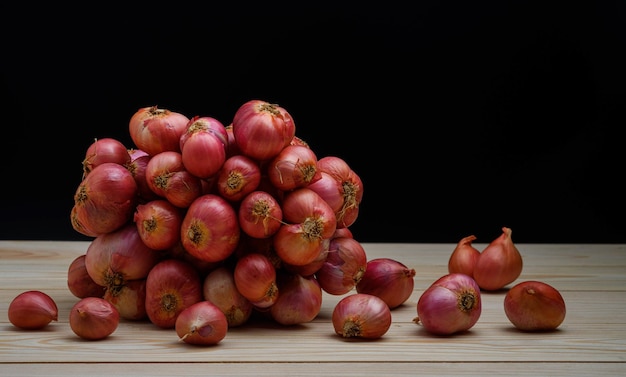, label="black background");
[1,2,624,244]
